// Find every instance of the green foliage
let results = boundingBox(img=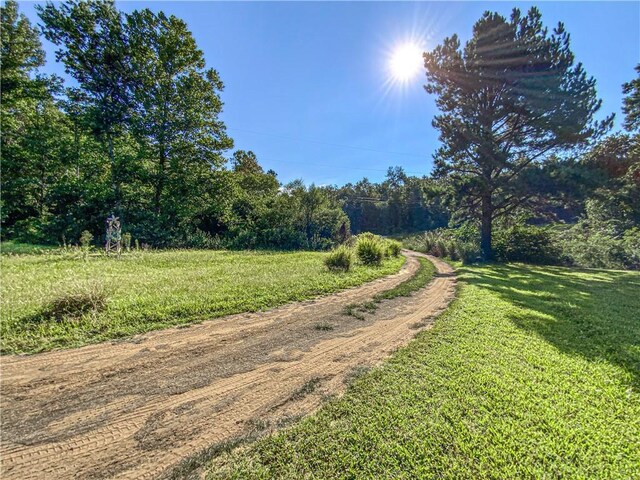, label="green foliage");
[622,64,640,132]
[403,229,480,265]
[126,7,233,224]
[38,0,136,216]
[455,241,481,265]
[424,7,611,259]
[1,250,404,354]
[493,225,560,265]
[386,239,402,257]
[2,0,638,264]
[122,232,132,251]
[355,235,384,266]
[1,2,354,251]
[324,246,353,272]
[337,168,449,236]
[207,265,640,479]
[79,230,93,249]
[180,229,224,250]
[554,222,640,270]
